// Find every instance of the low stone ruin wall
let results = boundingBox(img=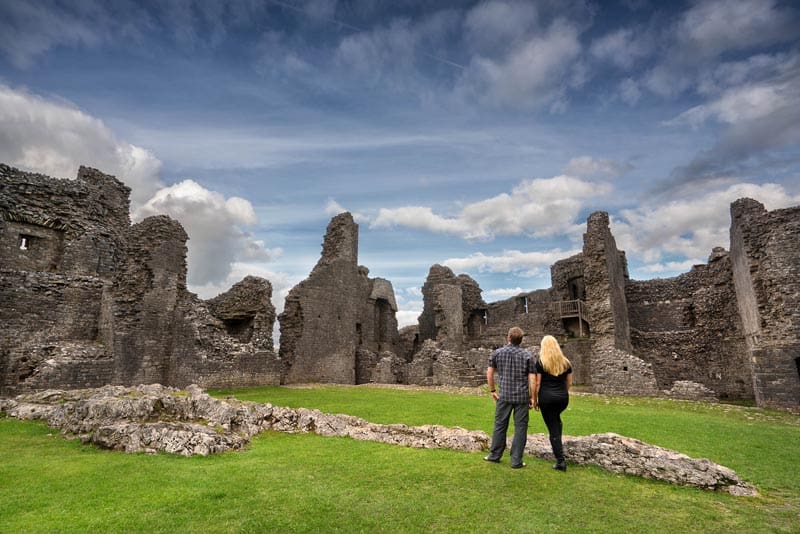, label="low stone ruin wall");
[0,384,756,495]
